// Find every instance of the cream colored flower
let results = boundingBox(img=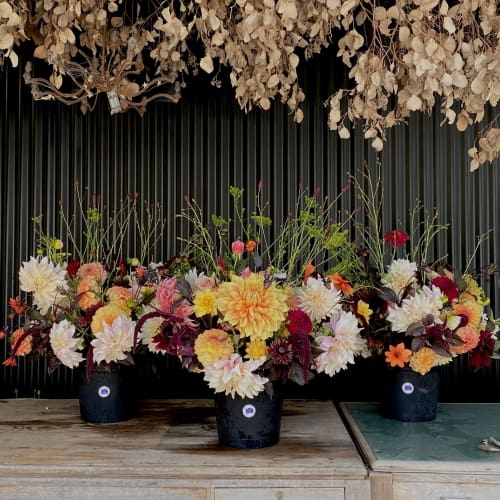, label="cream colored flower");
[203,354,268,399]
[386,286,444,332]
[19,256,67,314]
[91,315,135,364]
[314,310,365,376]
[297,277,342,322]
[381,259,418,298]
[184,268,217,293]
[138,316,167,353]
[50,319,84,368]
